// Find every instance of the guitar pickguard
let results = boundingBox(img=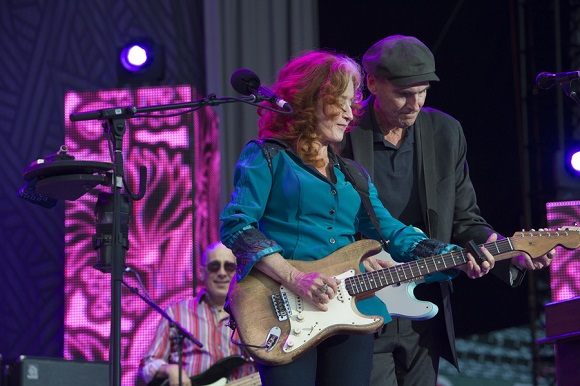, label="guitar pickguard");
[376,281,438,320]
[277,270,381,354]
[373,249,438,320]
